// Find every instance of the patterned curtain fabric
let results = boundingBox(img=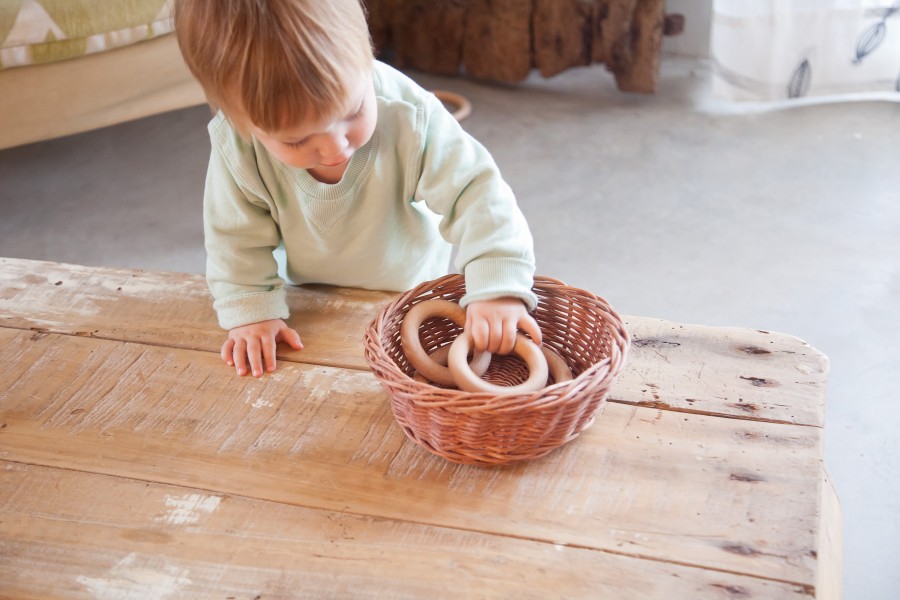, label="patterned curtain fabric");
[712,0,900,101]
[0,0,172,69]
